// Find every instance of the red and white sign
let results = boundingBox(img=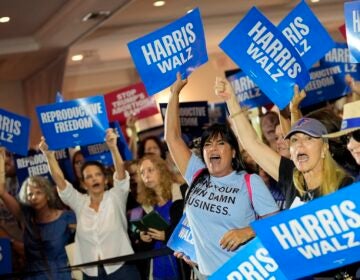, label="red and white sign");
[104,83,159,124]
[339,24,347,40]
